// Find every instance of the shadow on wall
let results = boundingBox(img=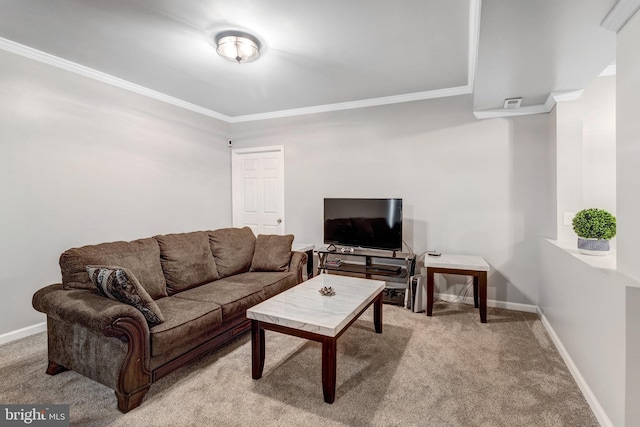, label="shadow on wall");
[412,224,538,307]
[506,115,548,306]
[490,240,539,306]
[402,216,429,255]
[490,269,533,306]
[416,267,533,307]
